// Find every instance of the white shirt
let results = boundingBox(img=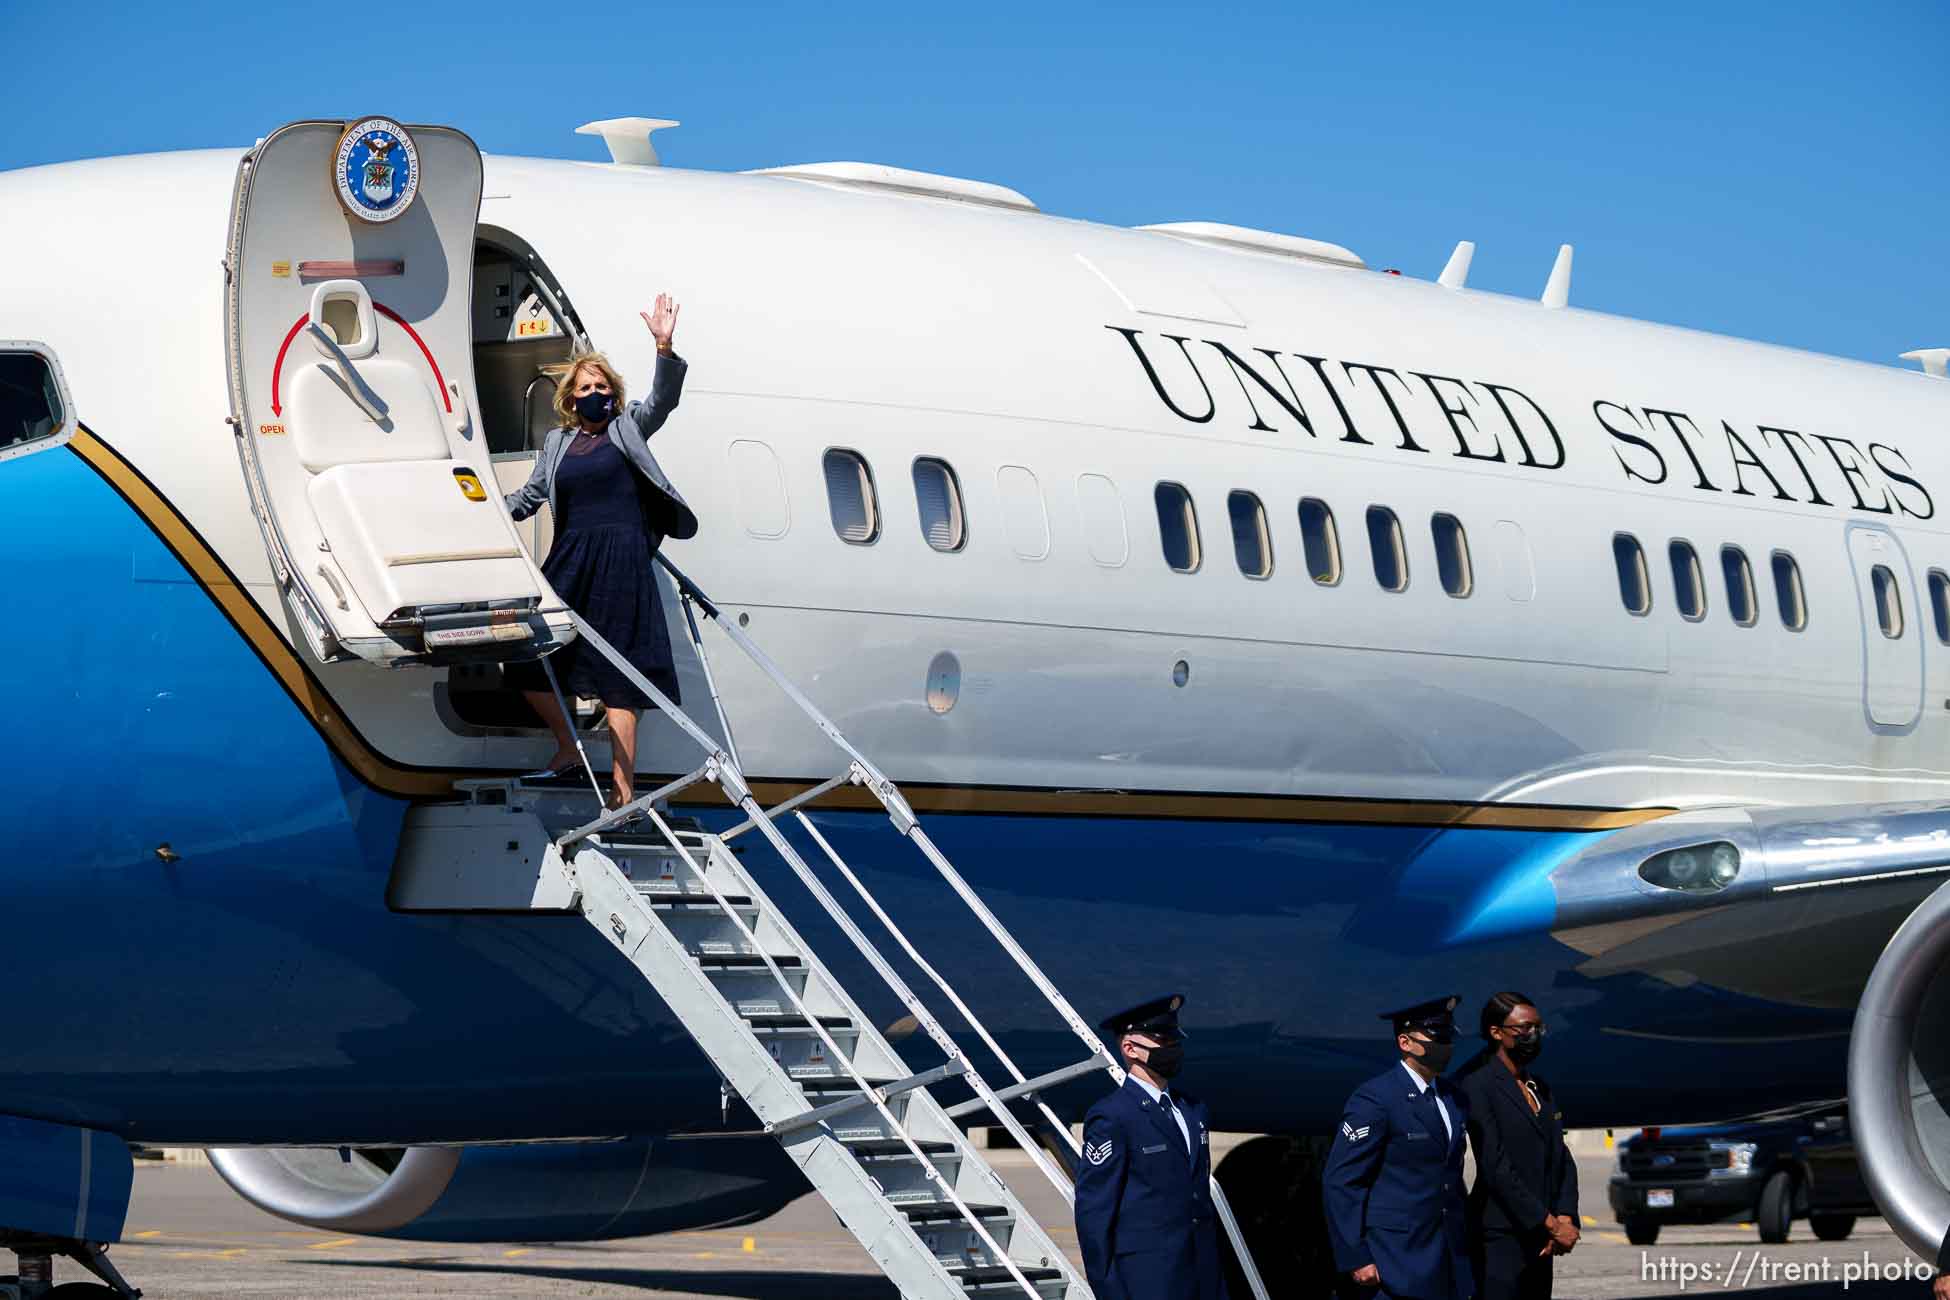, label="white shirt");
[1400,1060,1454,1142]
[1131,1073,1192,1155]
